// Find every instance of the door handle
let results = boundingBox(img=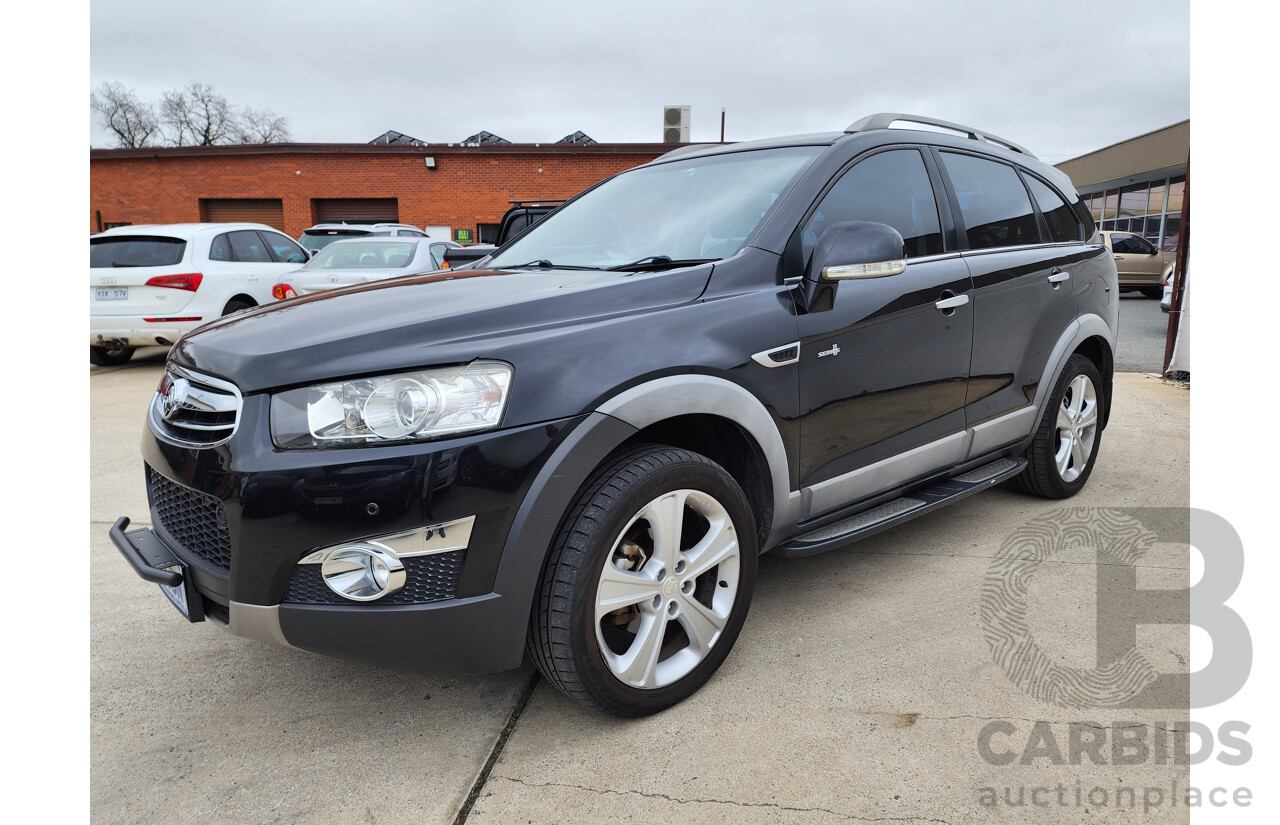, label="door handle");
[1047,270,1070,284]
[1113,255,1124,261]
[934,293,970,311]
